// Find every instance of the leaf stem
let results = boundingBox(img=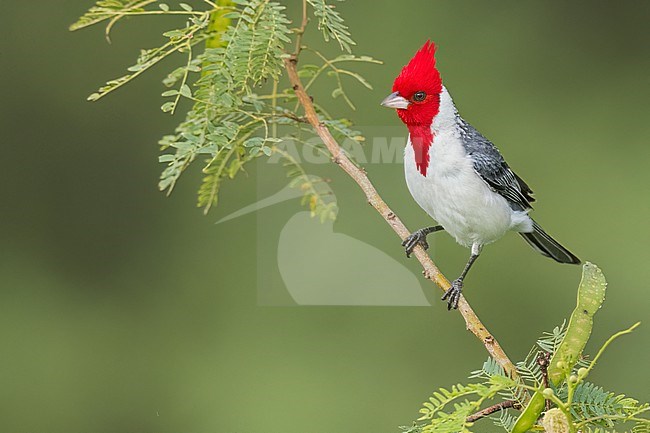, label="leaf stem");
[90,10,205,17]
[105,0,159,41]
[584,322,640,378]
[271,79,279,137]
[171,41,193,115]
